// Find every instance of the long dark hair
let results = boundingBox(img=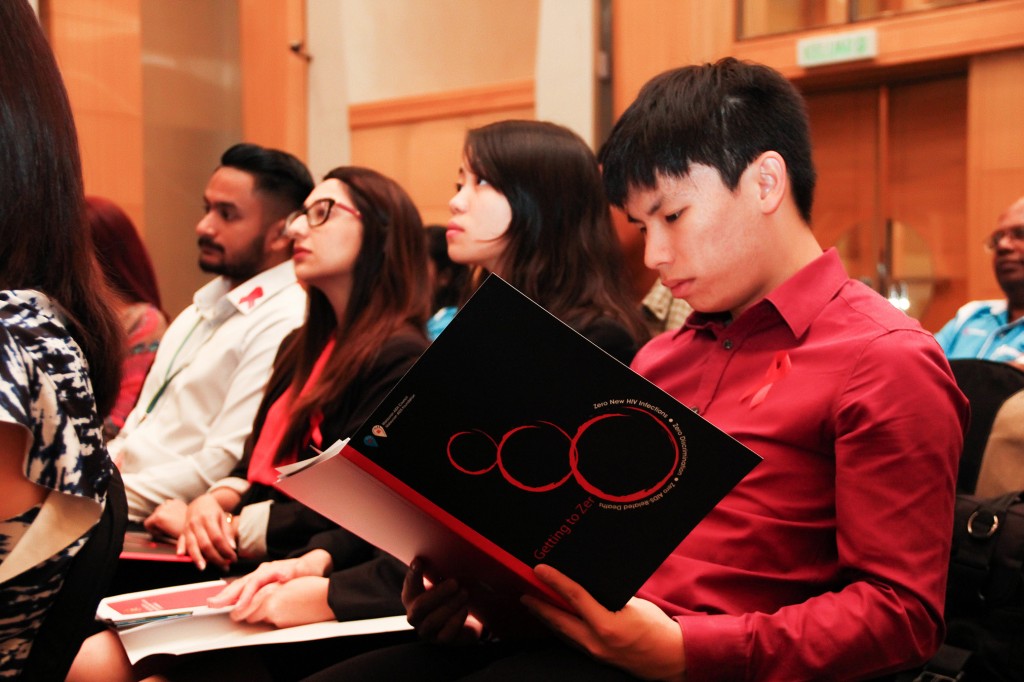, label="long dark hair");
[0,0,123,417]
[86,196,166,318]
[464,120,648,342]
[273,167,430,460]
